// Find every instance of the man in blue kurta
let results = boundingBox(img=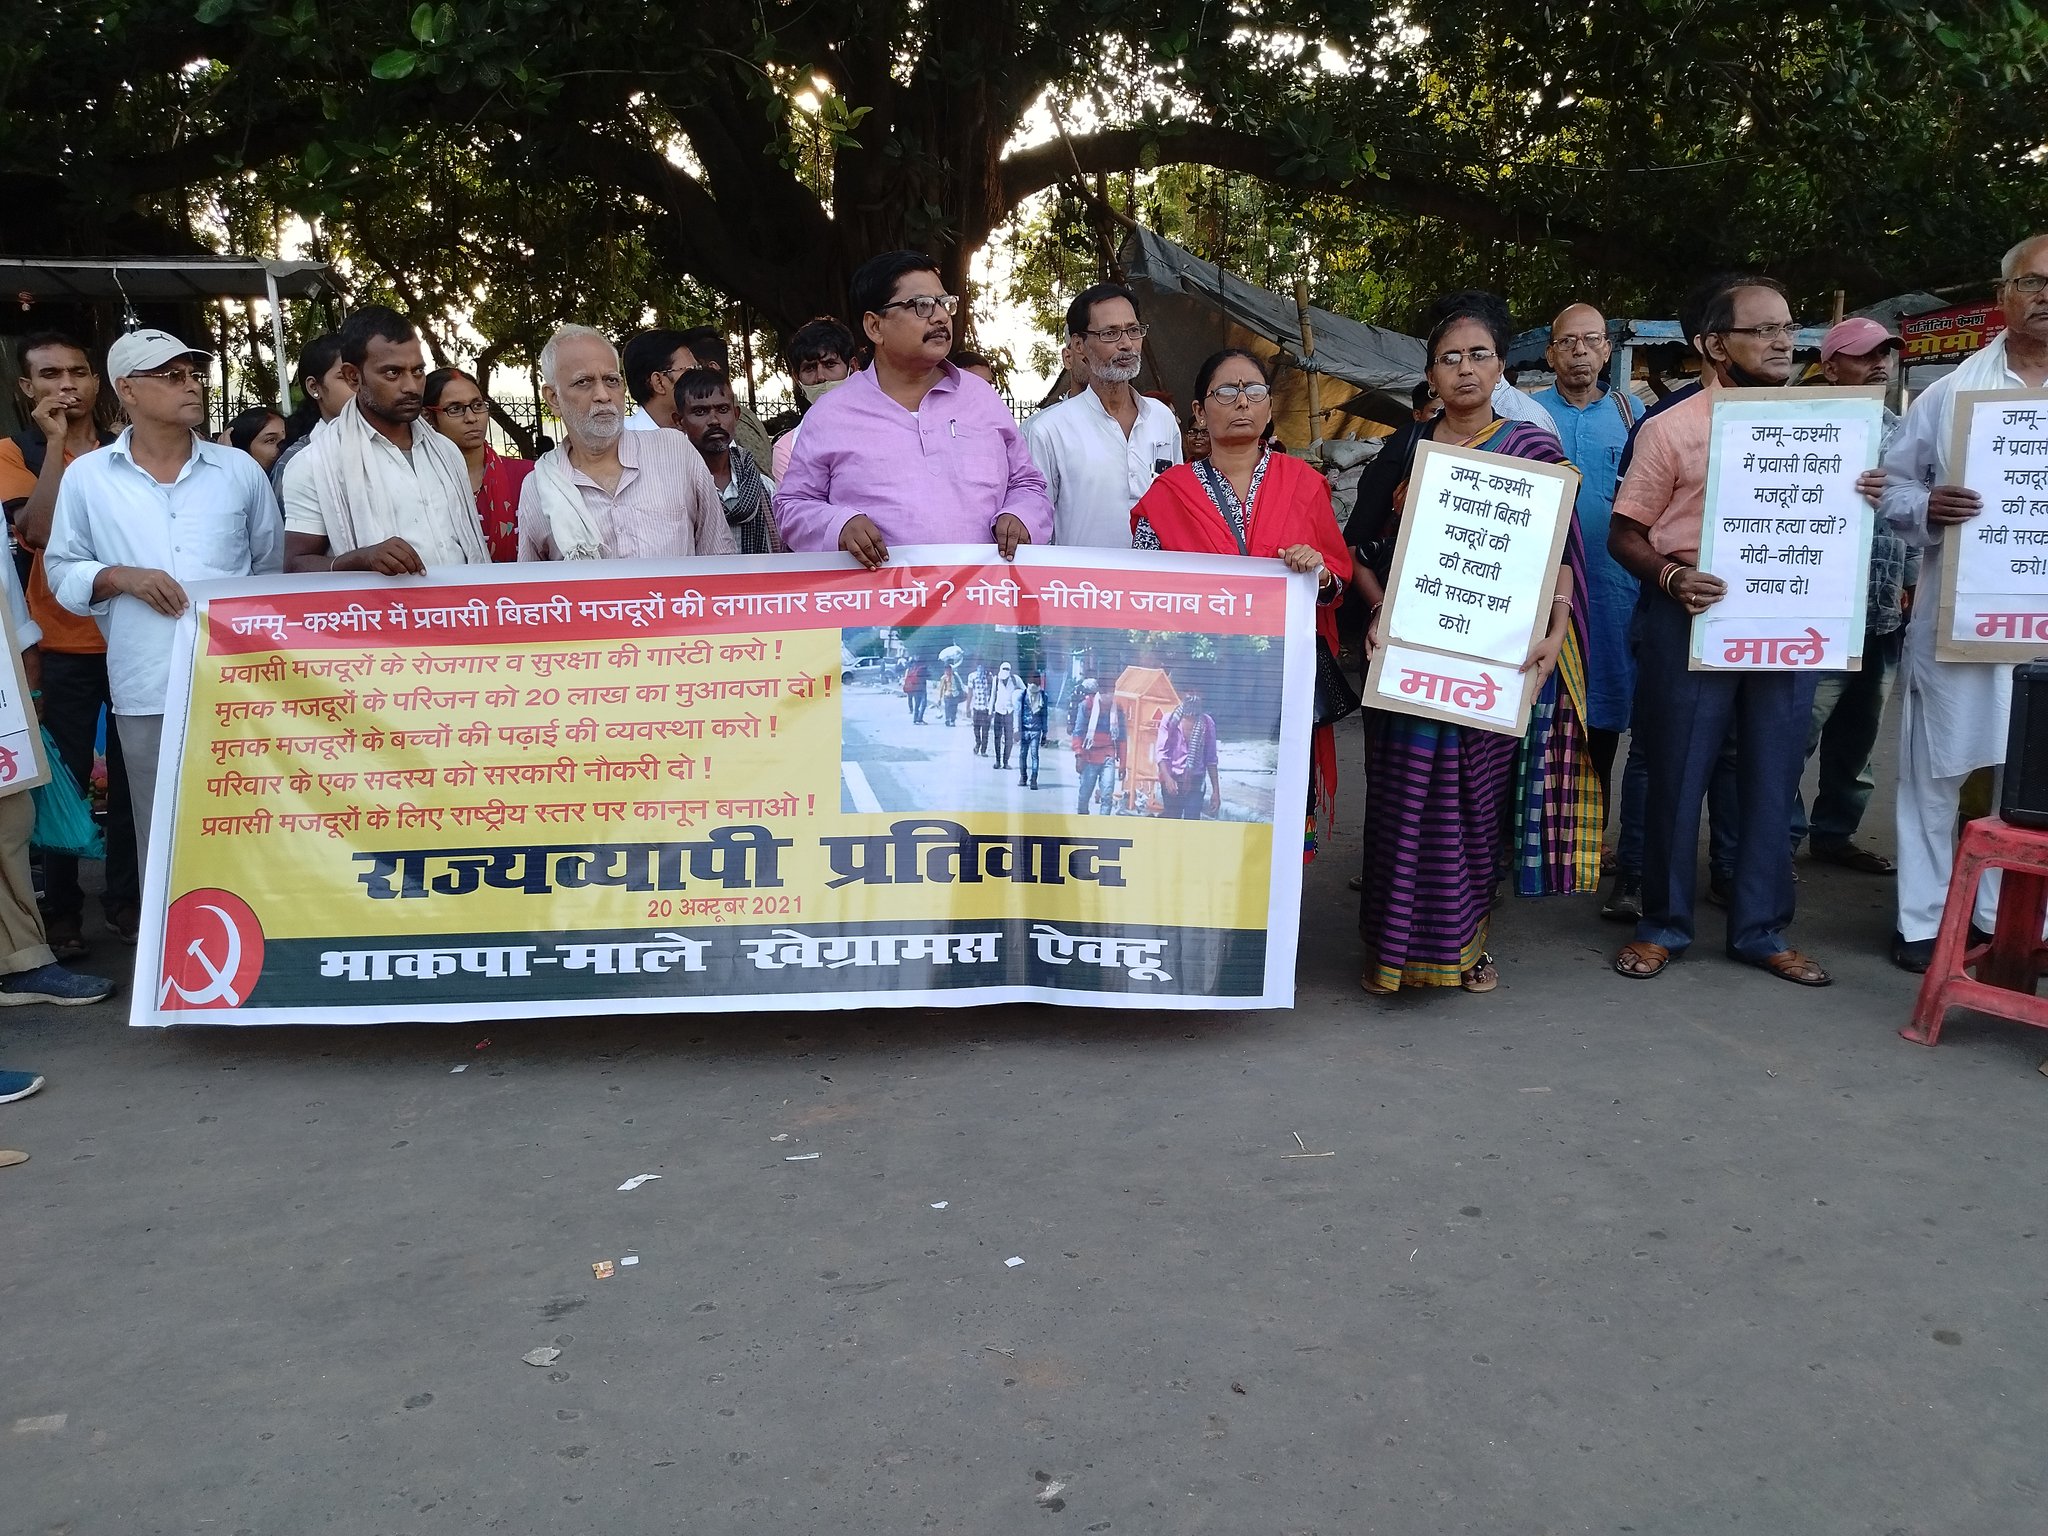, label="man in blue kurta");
[1534,303,1644,913]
